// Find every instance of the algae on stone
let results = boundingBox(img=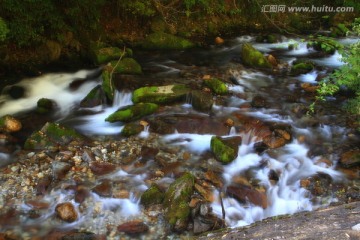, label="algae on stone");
[191,90,214,112]
[203,78,228,95]
[105,103,158,123]
[241,43,272,69]
[141,32,195,50]
[140,184,165,207]
[121,122,144,137]
[291,61,314,75]
[210,136,242,164]
[163,172,195,231]
[110,58,142,75]
[132,85,190,104]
